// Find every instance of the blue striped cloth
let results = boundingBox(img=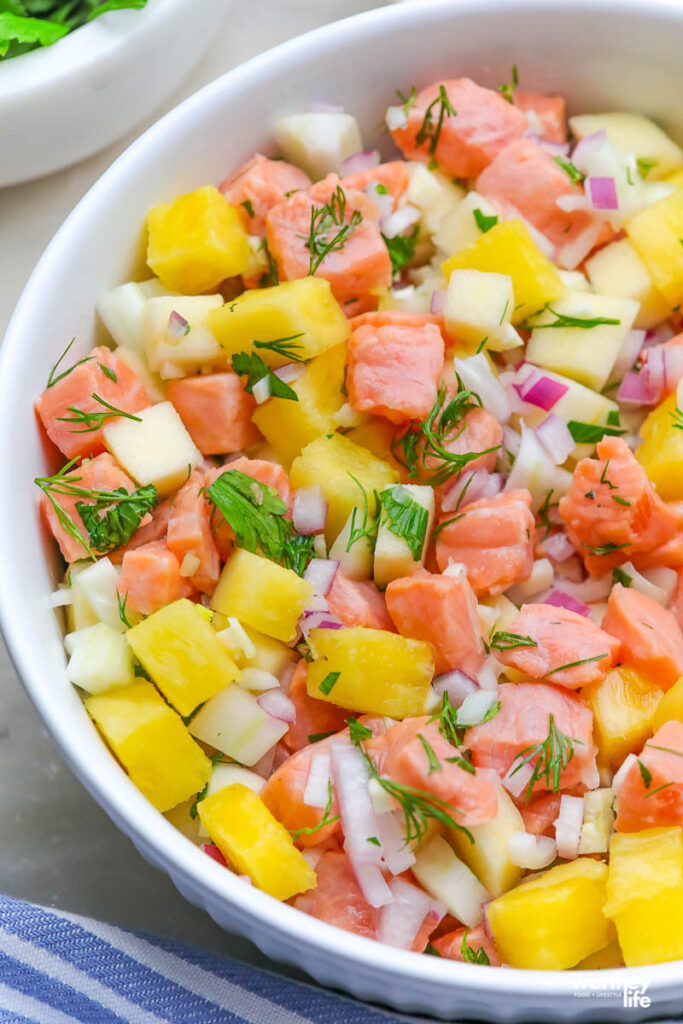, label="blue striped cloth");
[0,895,431,1024]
